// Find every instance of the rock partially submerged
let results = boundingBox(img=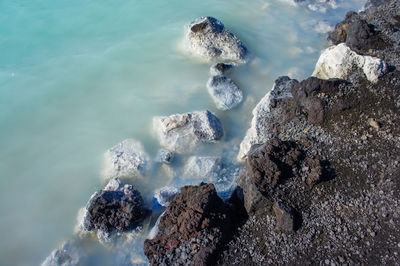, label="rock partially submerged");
[81,178,150,236]
[144,183,235,265]
[42,241,81,266]
[210,63,234,76]
[153,110,223,153]
[183,17,248,64]
[207,75,243,110]
[154,186,178,207]
[183,156,222,181]
[102,139,150,181]
[238,76,298,160]
[155,149,174,164]
[312,43,389,83]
